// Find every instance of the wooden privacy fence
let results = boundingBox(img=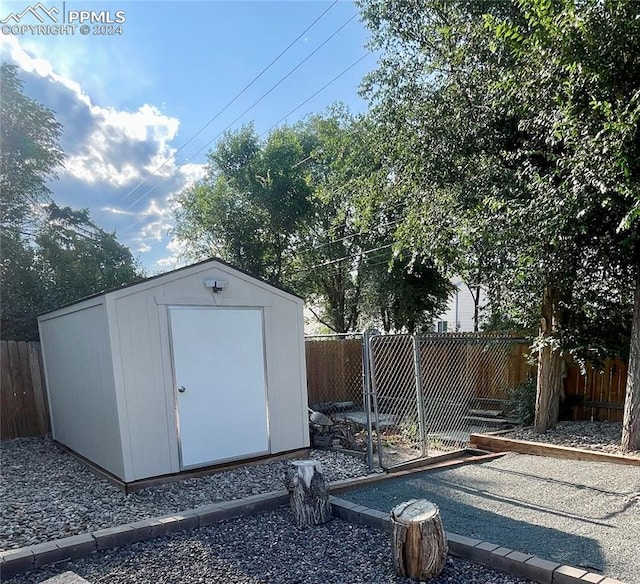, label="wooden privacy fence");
[565,357,627,422]
[1,341,50,439]
[305,337,363,408]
